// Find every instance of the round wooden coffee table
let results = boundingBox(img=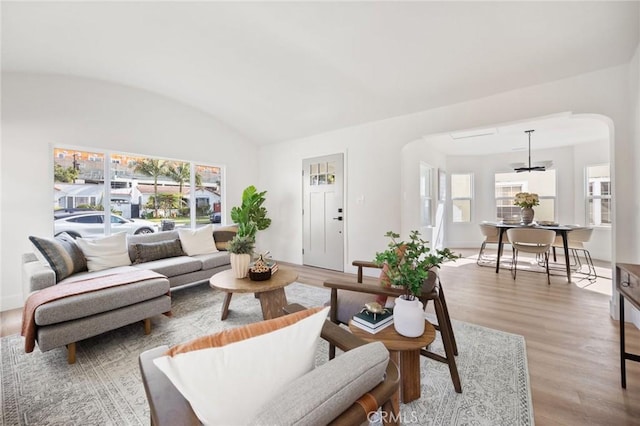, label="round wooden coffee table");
[349,320,435,408]
[210,266,298,320]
